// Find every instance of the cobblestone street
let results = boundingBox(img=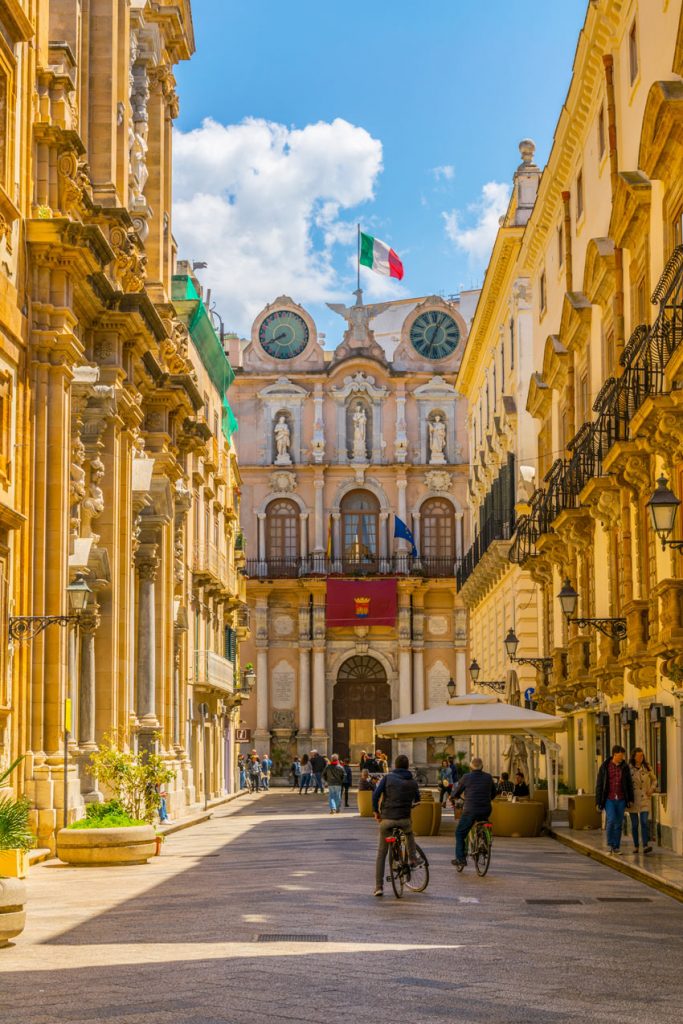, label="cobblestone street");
[1,792,682,1024]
